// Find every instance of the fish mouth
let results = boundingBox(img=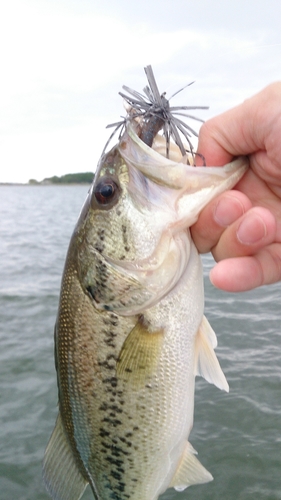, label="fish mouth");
[121,120,248,189]
[118,121,248,227]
